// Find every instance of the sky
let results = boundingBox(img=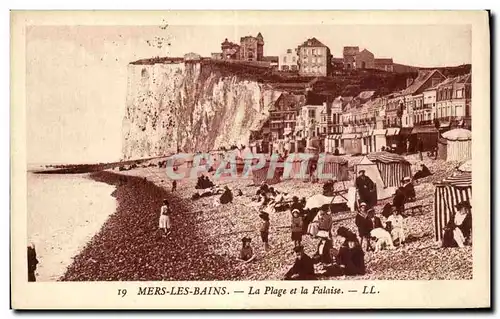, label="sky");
[26,24,471,164]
